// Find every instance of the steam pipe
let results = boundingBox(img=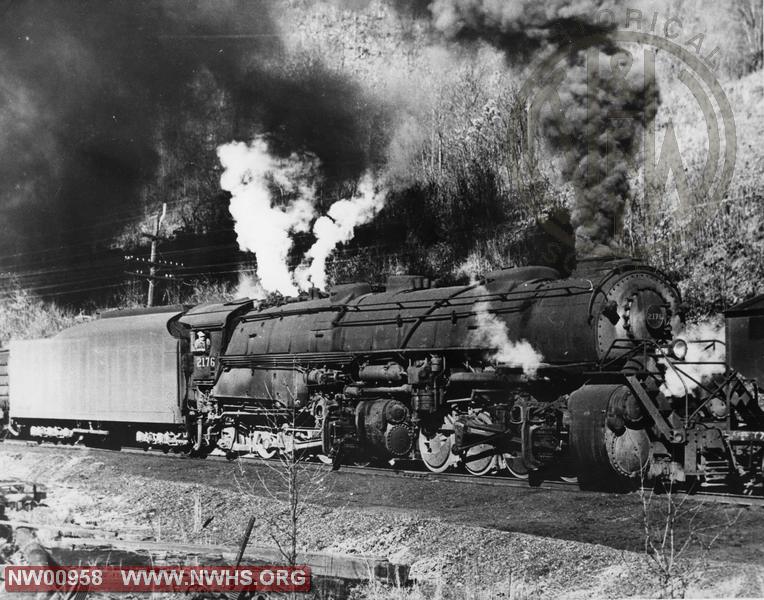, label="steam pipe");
[193,417,203,452]
[344,384,411,396]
